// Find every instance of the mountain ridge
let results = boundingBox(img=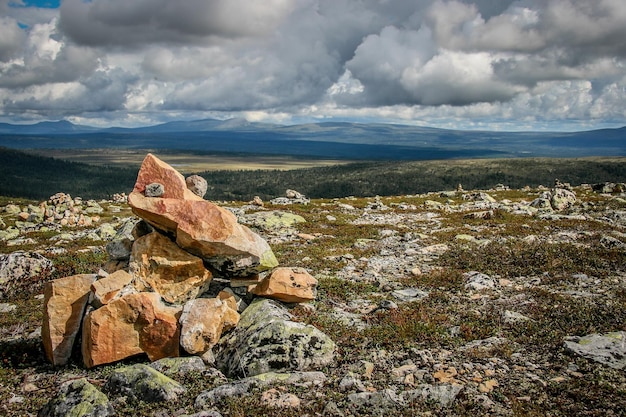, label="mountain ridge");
[0,119,624,160]
[1,118,624,135]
